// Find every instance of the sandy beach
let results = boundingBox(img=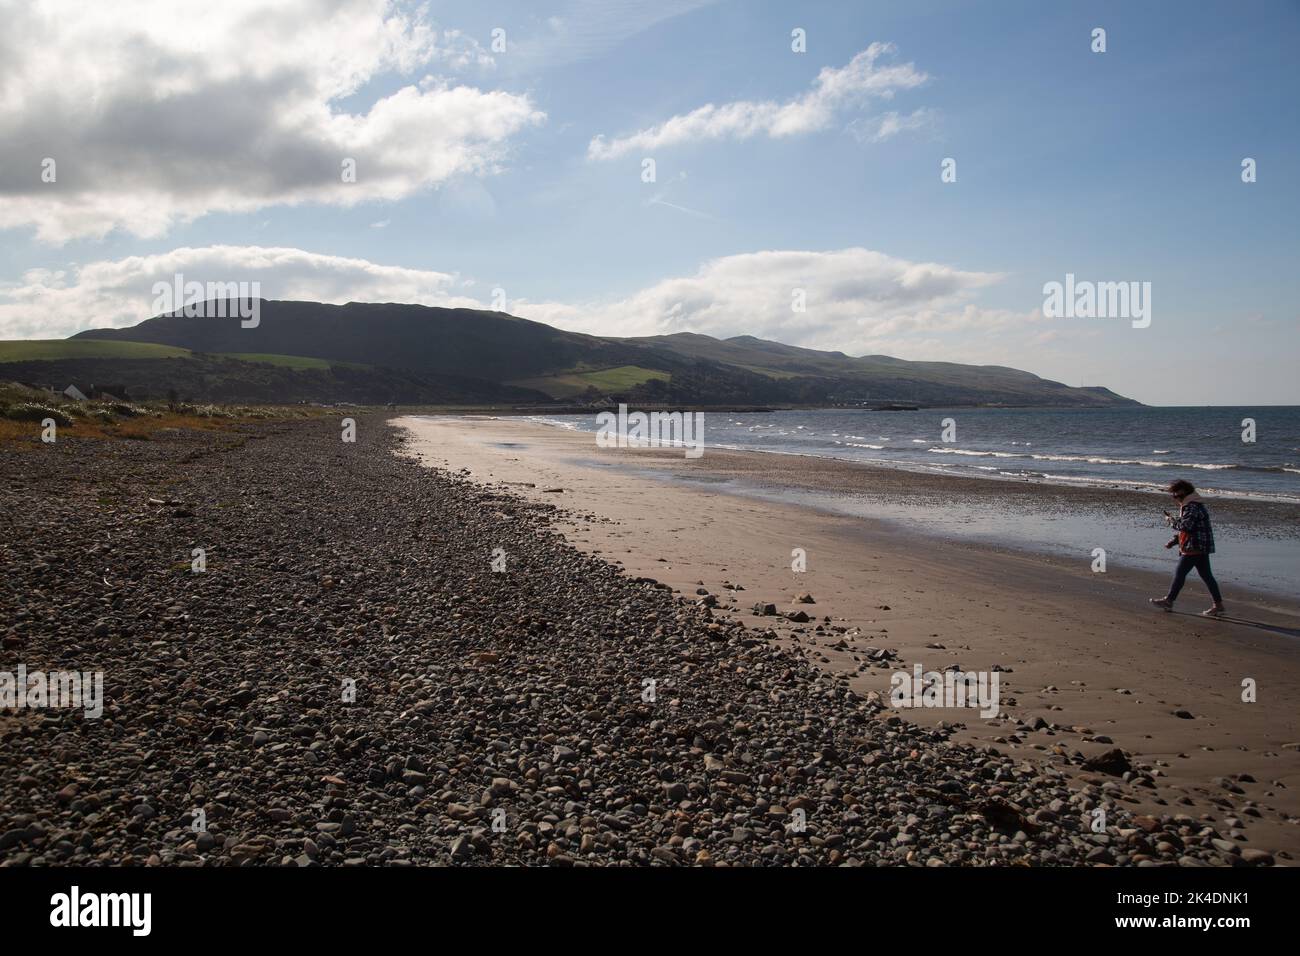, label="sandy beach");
[398,414,1300,860]
[11,412,1242,869]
